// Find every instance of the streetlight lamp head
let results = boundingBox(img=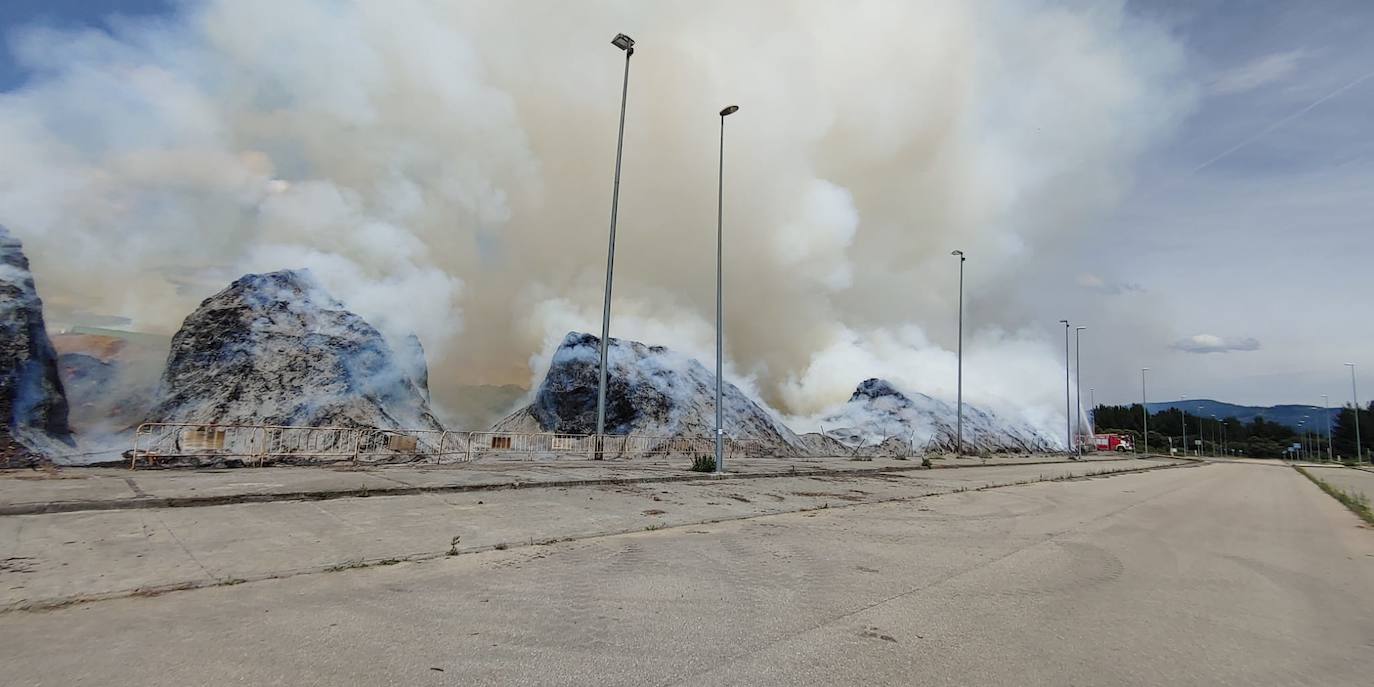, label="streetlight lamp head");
[951,249,963,256]
[1059,319,1069,325]
[719,105,739,117]
[612,33,635,52]
[1076,326,1087,331]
